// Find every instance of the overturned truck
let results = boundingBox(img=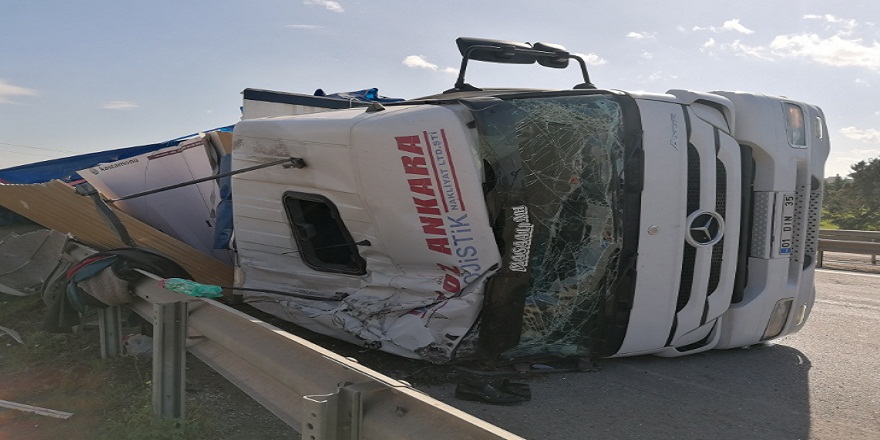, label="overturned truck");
[0,38,830,364]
